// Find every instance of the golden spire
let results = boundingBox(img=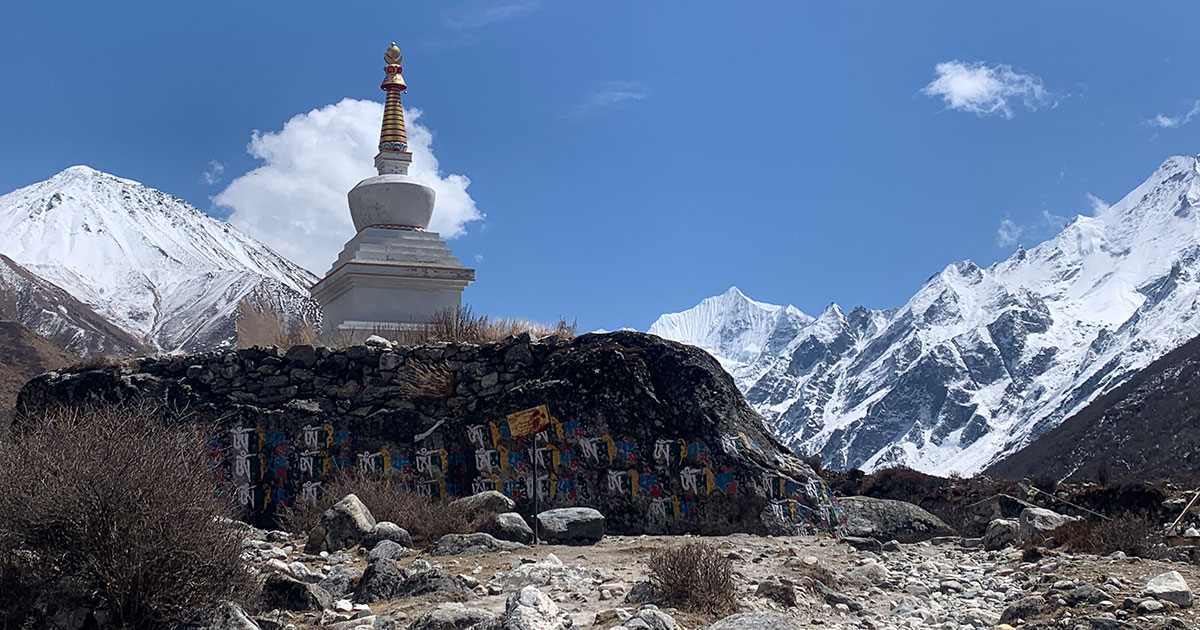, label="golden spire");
[376,42,410,173]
